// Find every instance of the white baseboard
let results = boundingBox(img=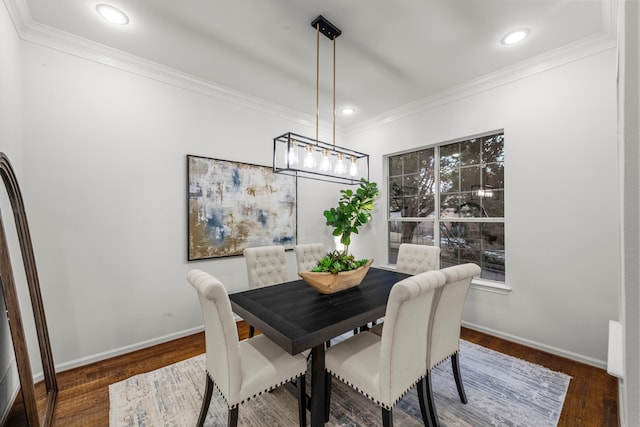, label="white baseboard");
[44,317,243,378]
[49,325,205,376]
[42,319,606,381]
[462,321,607,370]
